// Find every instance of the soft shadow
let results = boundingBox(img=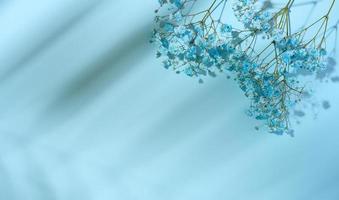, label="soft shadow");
[0,1,103,83]
[38,24,153,128]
